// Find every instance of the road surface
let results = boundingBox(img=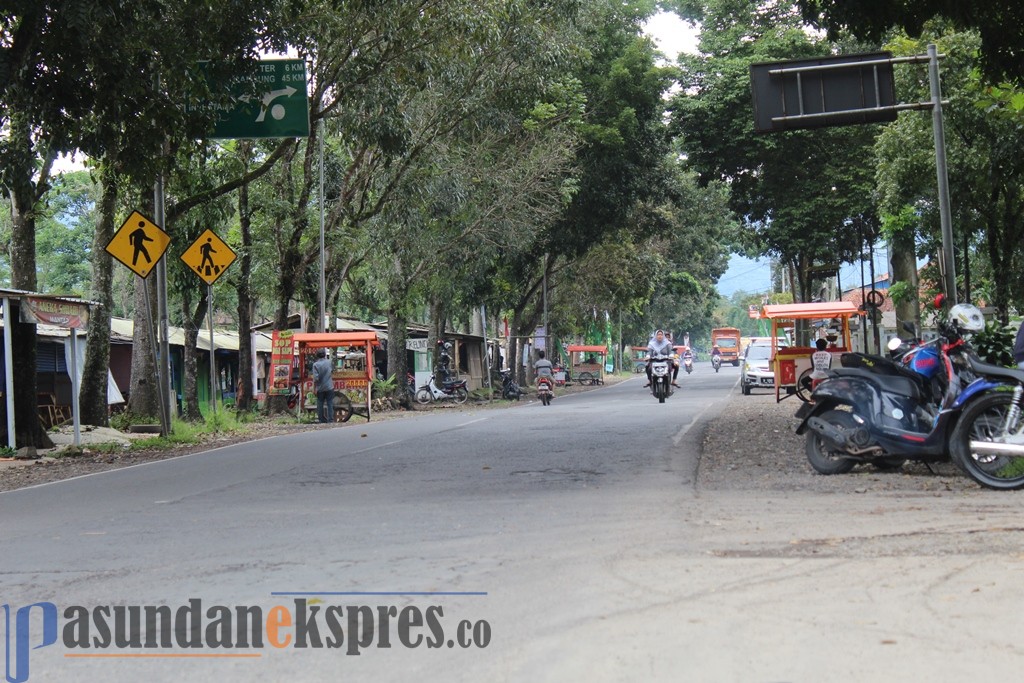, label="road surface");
[2,368,1022,682]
